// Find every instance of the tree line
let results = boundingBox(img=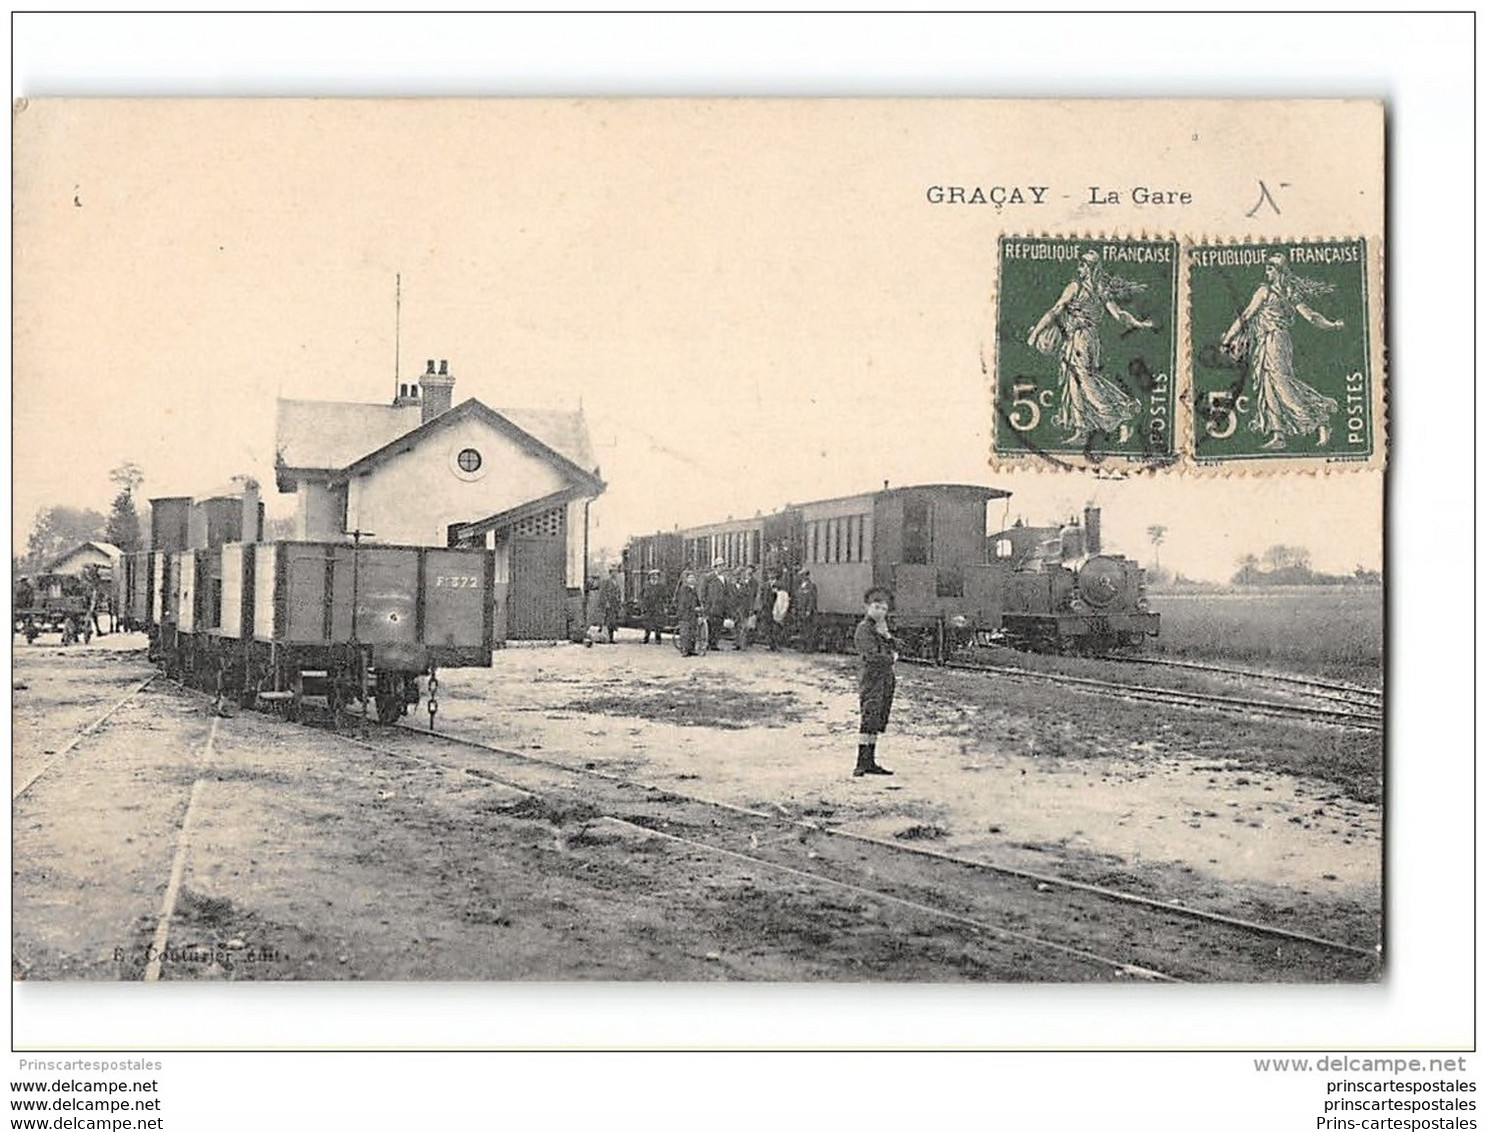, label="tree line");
[15,463,145,575]
[1232,545,1380,586]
